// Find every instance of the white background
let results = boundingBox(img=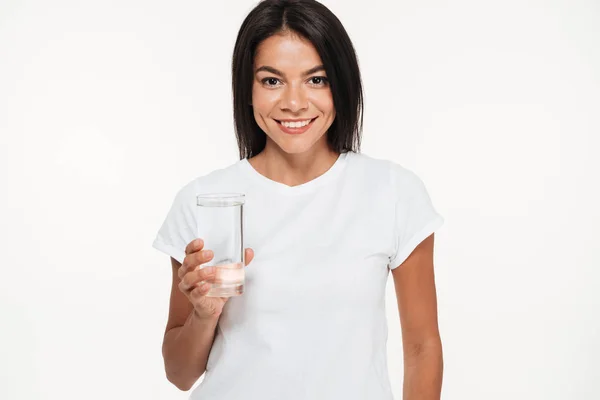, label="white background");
[1,0,598,399]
